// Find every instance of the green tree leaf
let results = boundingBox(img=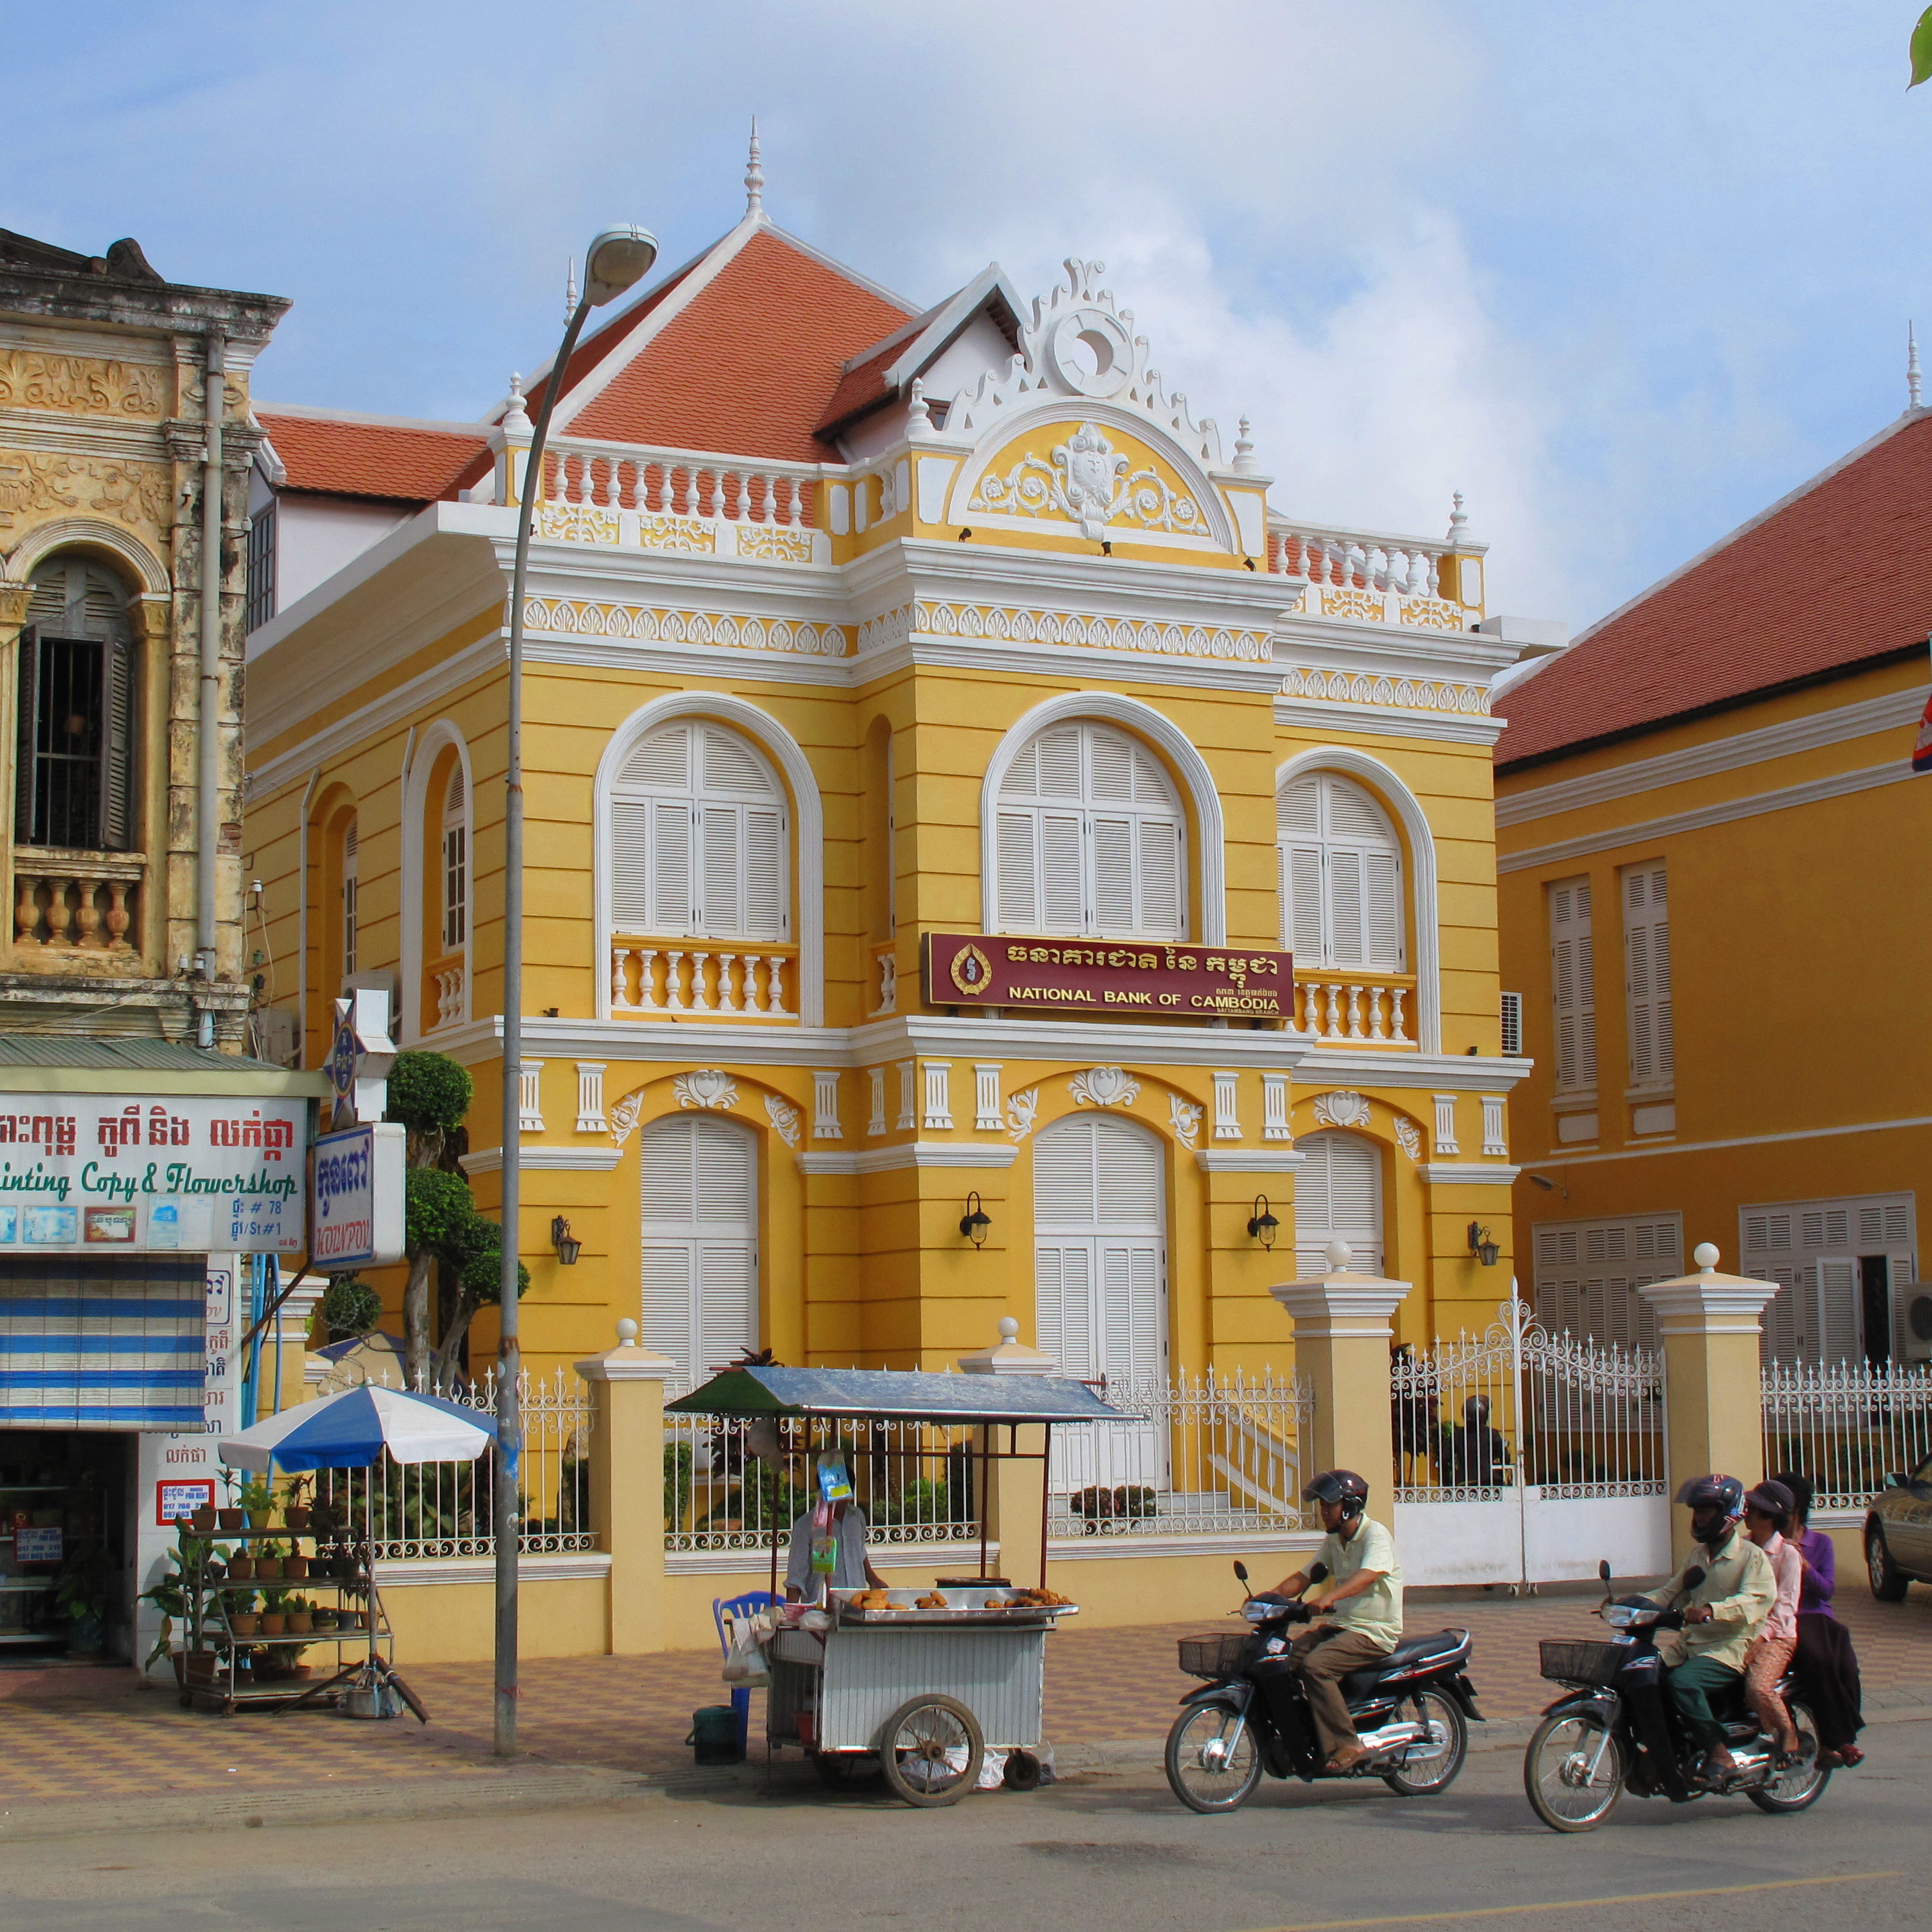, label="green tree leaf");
[1912,5,1932,86]
[404,1165,474,1255]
